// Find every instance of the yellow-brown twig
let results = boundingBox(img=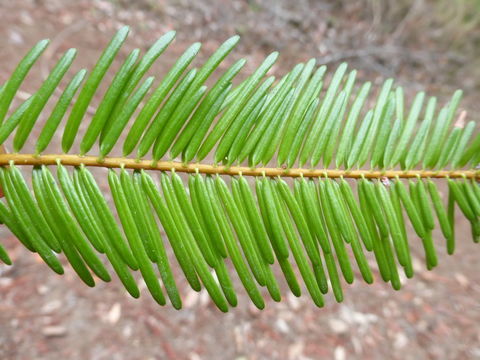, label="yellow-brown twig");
[0,154,478,179]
